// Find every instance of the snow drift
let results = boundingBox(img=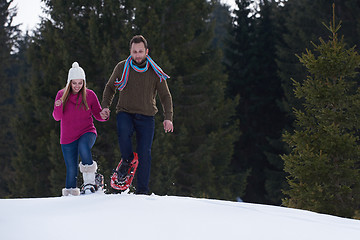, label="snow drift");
[1,191,360,240]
